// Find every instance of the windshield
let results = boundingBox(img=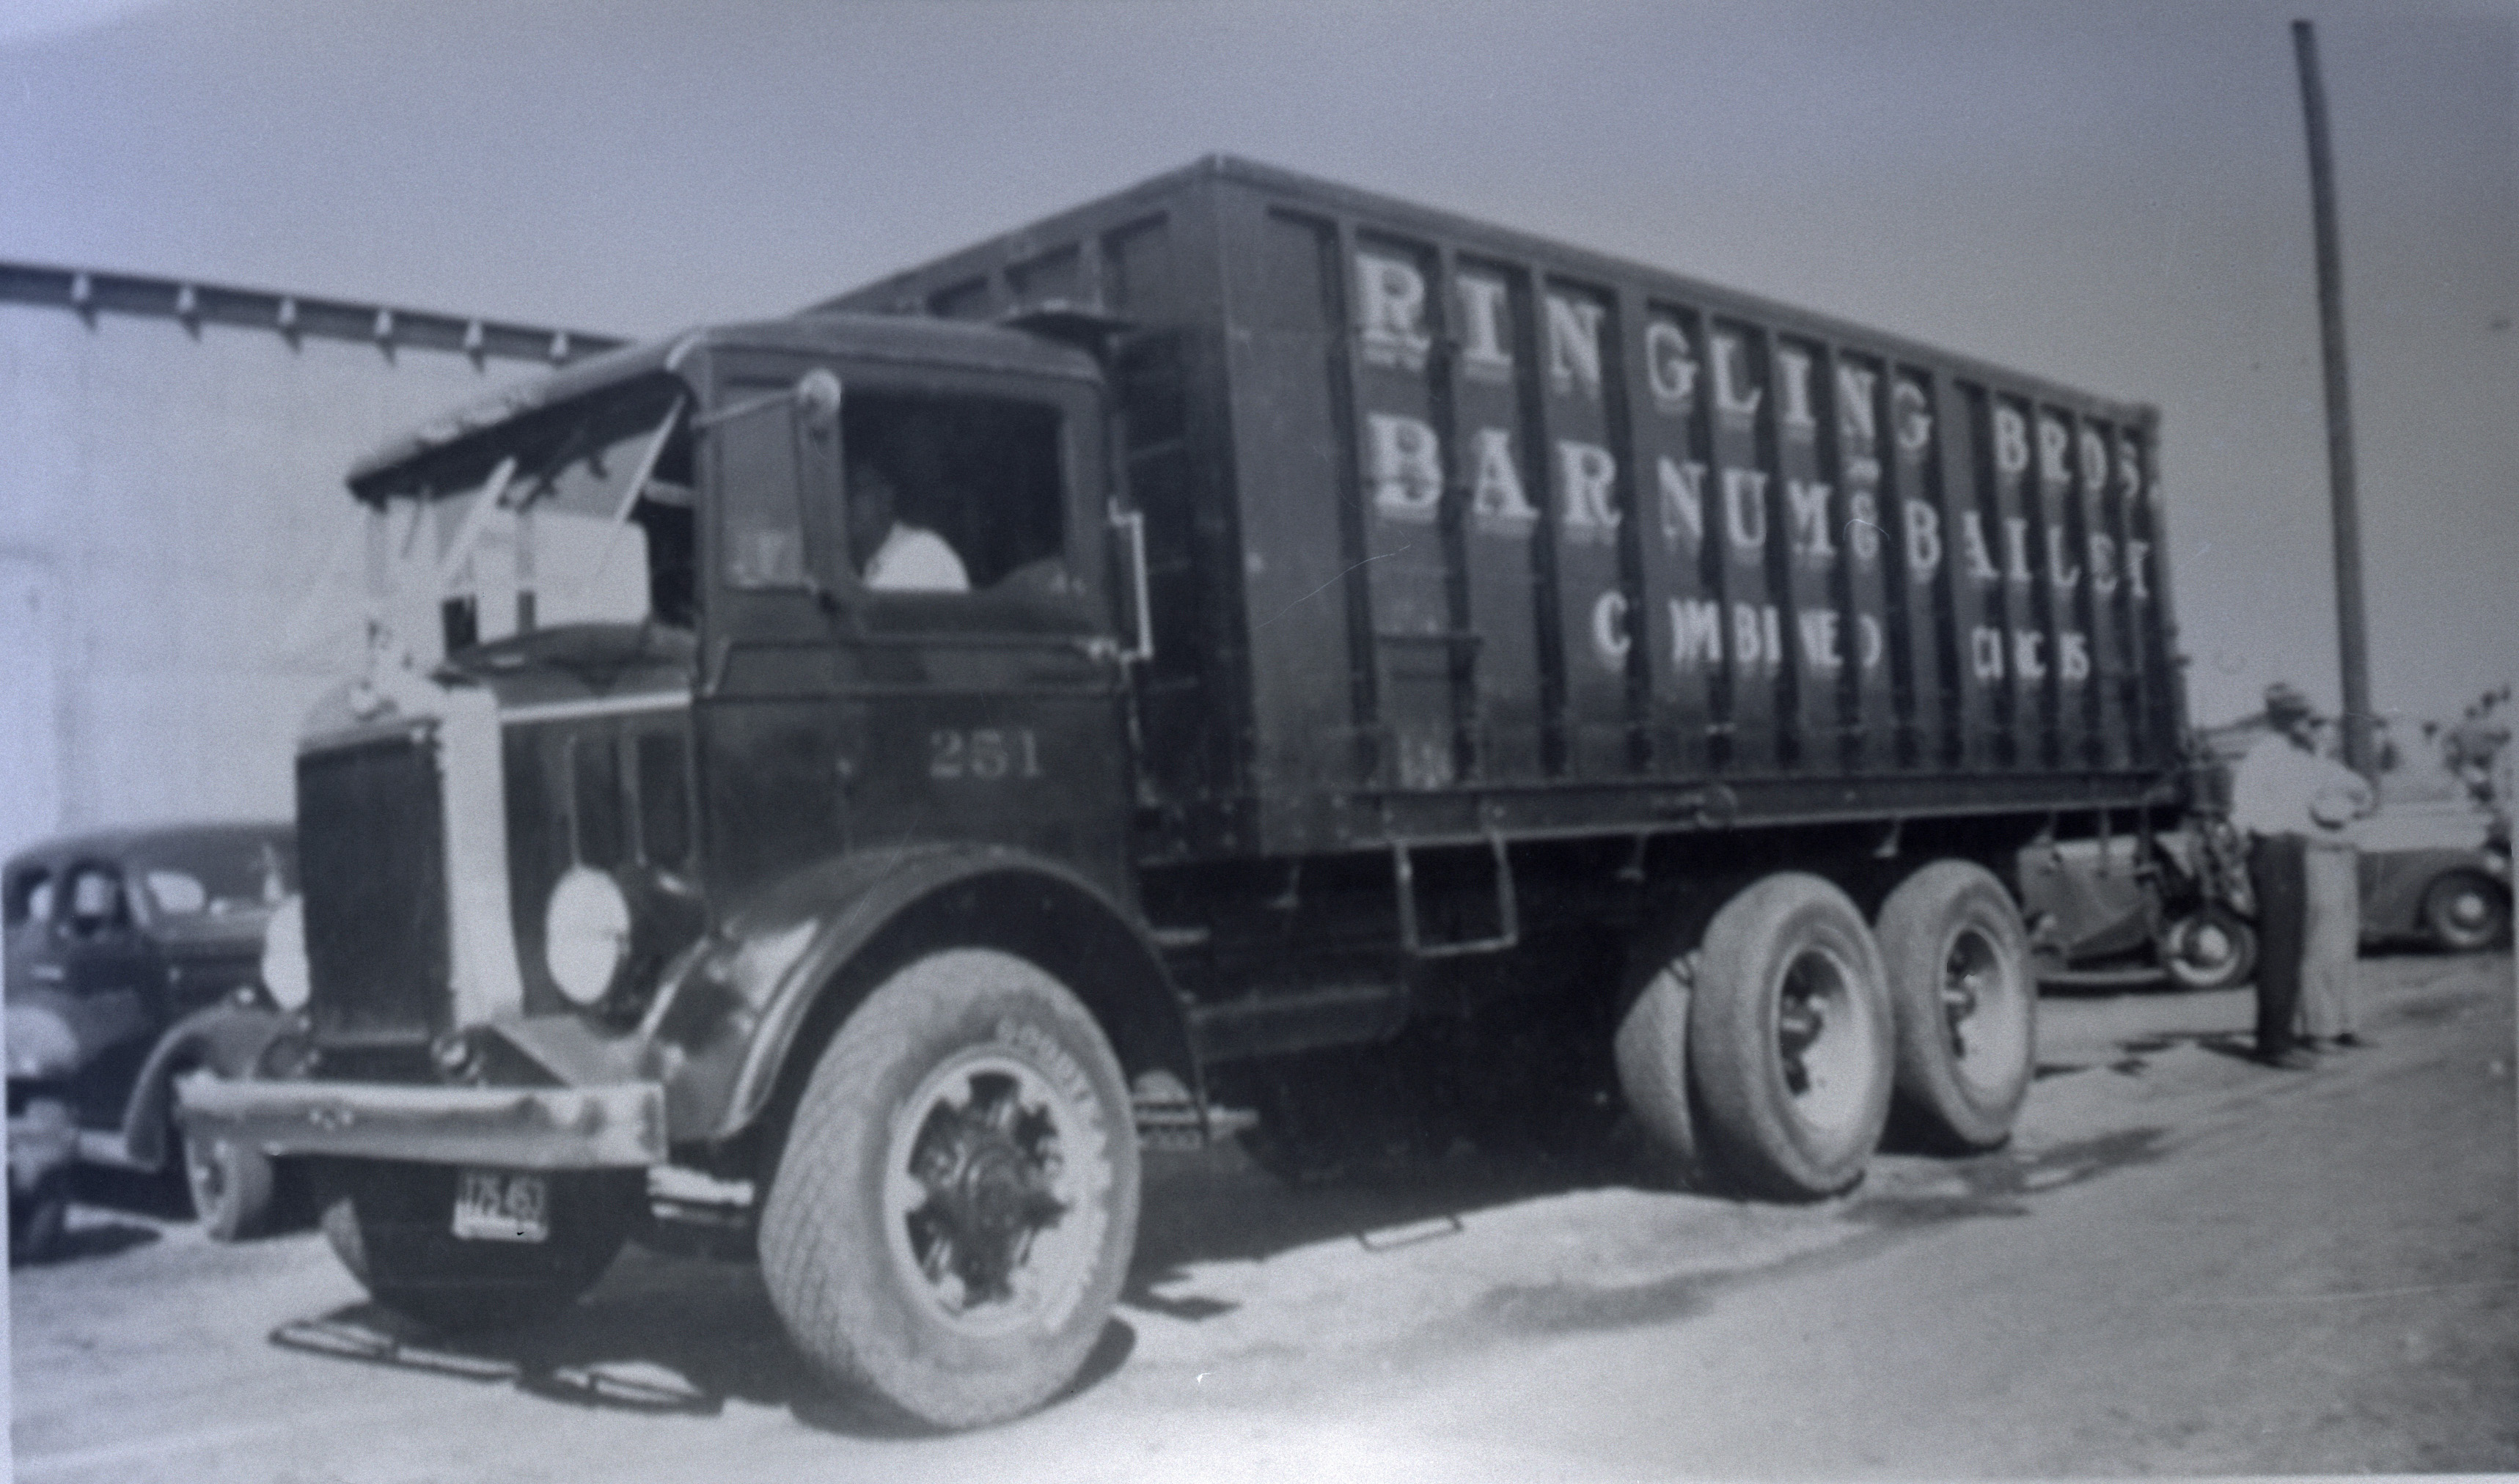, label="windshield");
[367,378,697,663]
[133,835,296,922]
